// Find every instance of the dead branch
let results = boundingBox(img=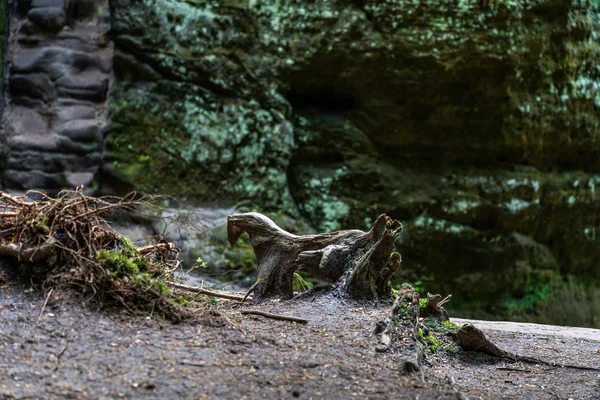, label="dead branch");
[166,281,246,301]
[0,192,31,206]
[239,309,308,324]
[180,360,206,368]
